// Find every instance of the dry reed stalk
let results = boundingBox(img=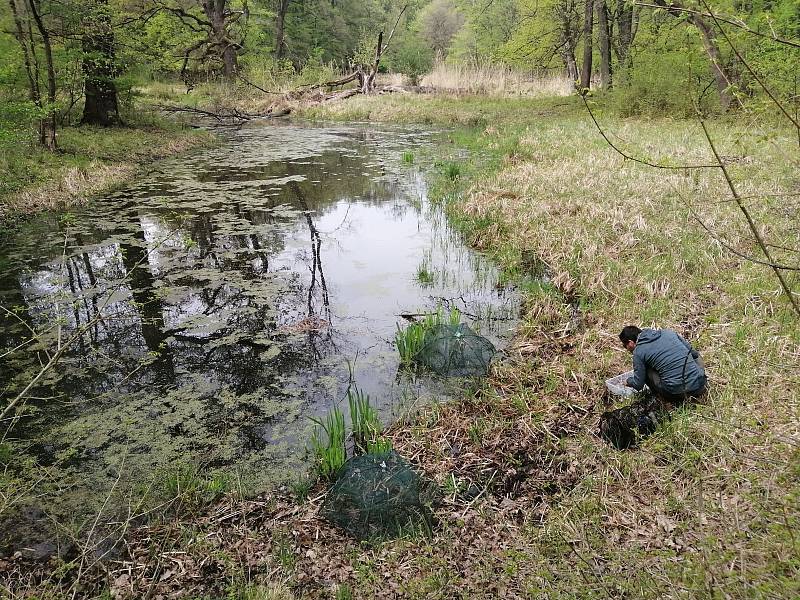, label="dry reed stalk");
[420,62,573,97]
